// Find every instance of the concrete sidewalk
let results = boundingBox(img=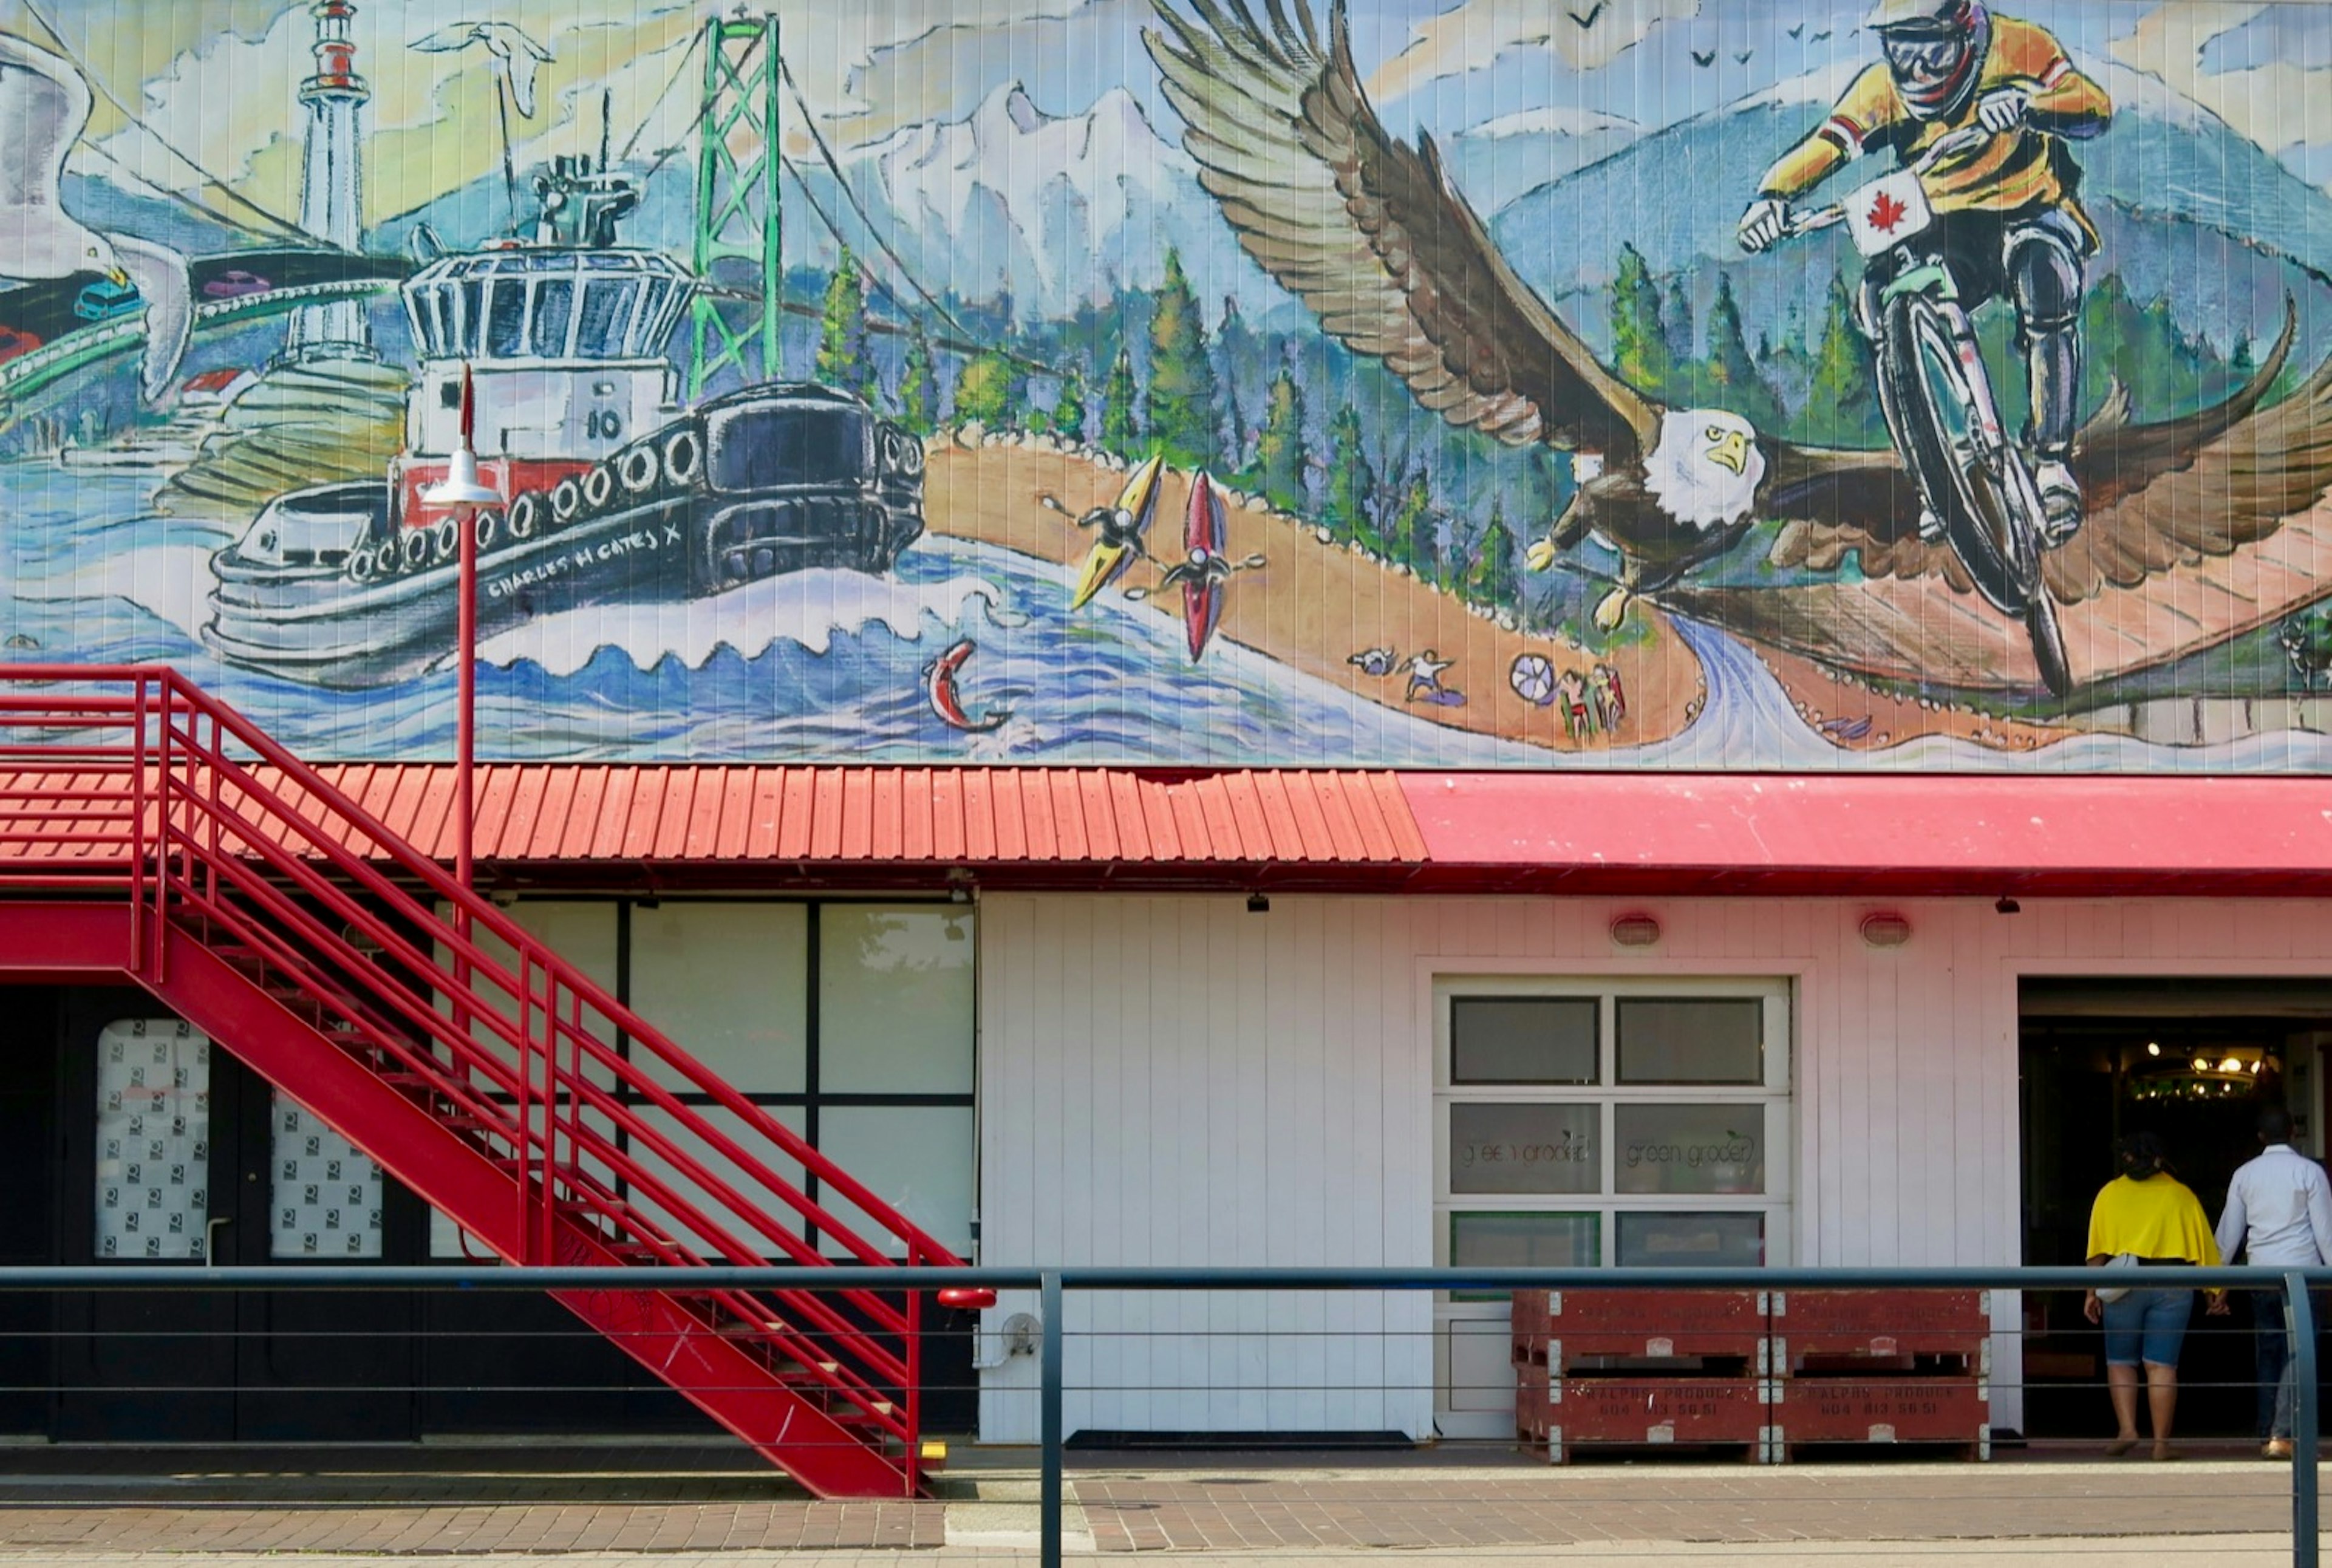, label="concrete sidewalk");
[0,1444,2315,1564]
